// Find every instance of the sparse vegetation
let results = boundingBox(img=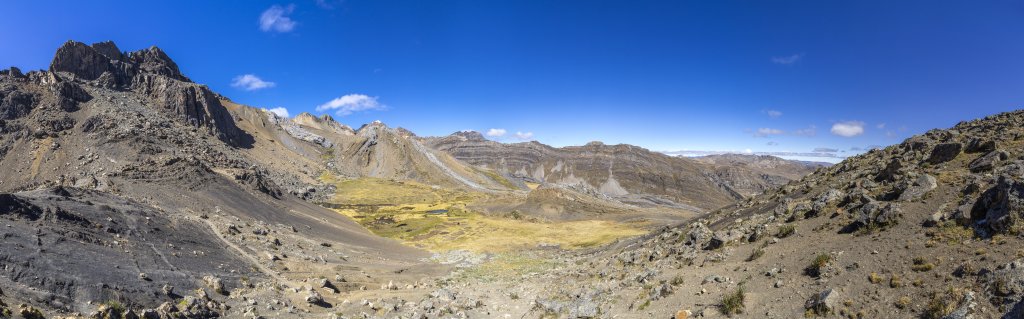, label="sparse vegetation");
[746,241,768,261]
[912,257,936,272]
[670,275,685,286]
[923,288,967,319]
[719,286,746,316]
[777,224,796,238]
[889,274,903,288]
[806,253,831,277]
[895,296,911,309]
[868,272,882,284]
